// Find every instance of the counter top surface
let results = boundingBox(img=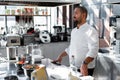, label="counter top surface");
[98,52,120,63]
[0,58,93,80]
